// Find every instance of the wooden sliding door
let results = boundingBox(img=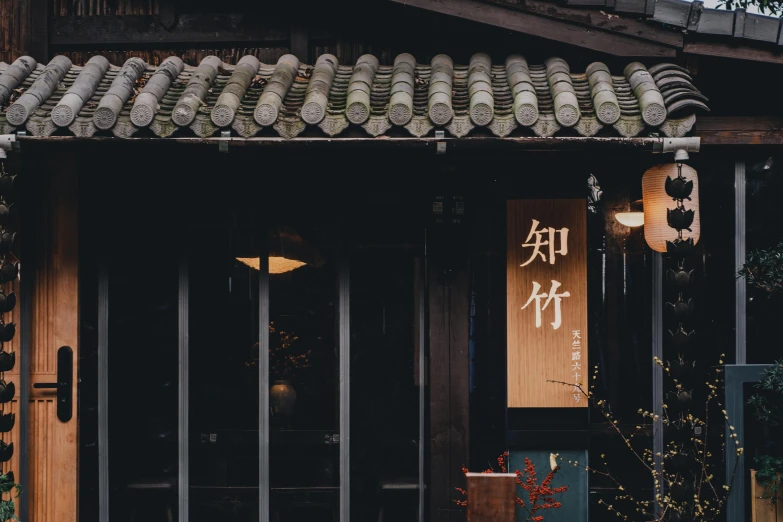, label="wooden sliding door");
[27,168,79,522]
